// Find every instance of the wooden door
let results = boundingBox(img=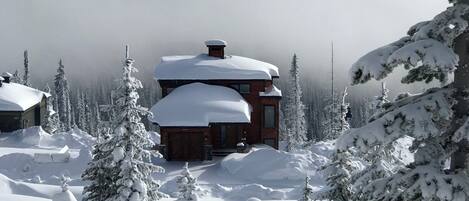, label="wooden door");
[168,132,203,161]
